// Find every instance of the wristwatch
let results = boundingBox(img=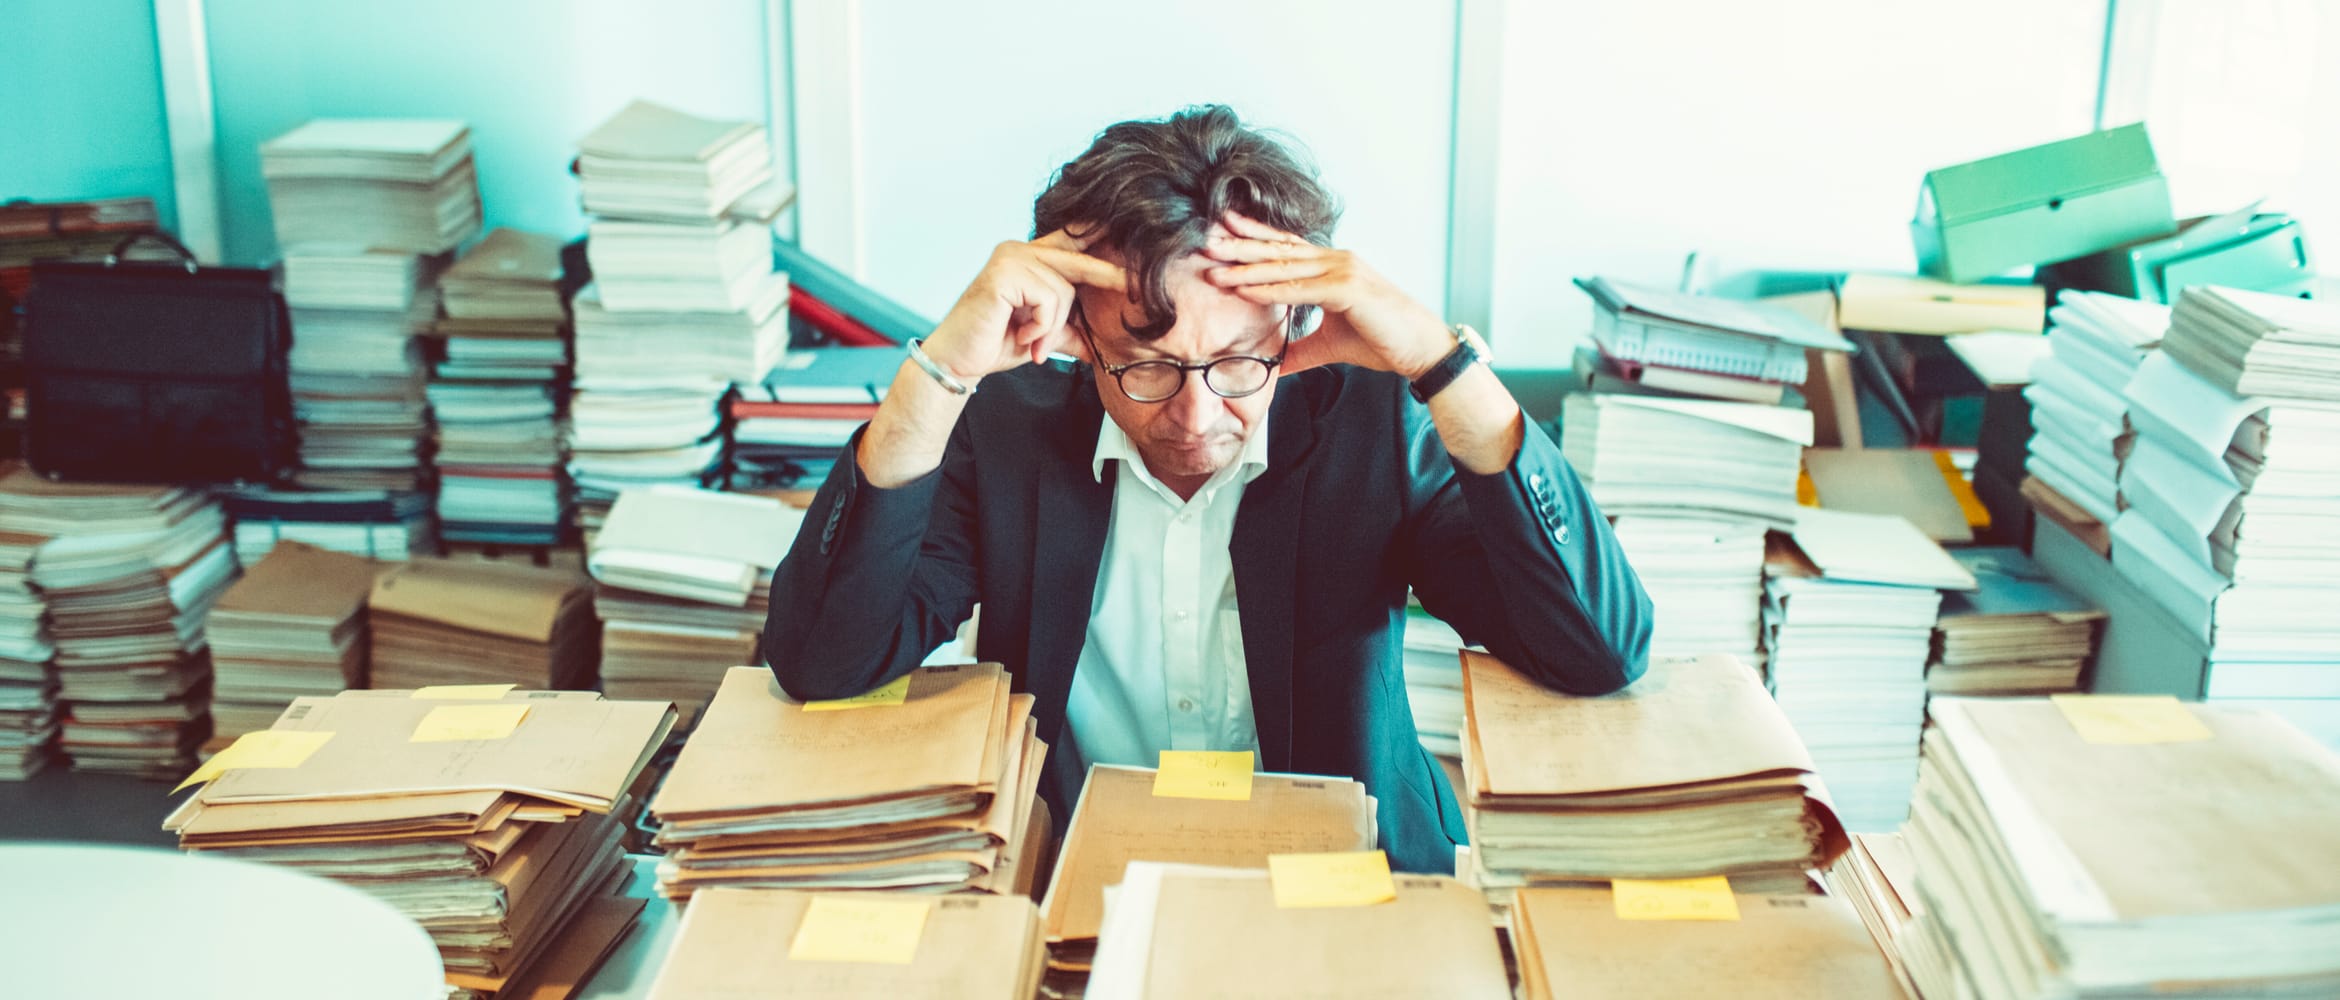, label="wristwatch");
[1408,323,1491,404]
